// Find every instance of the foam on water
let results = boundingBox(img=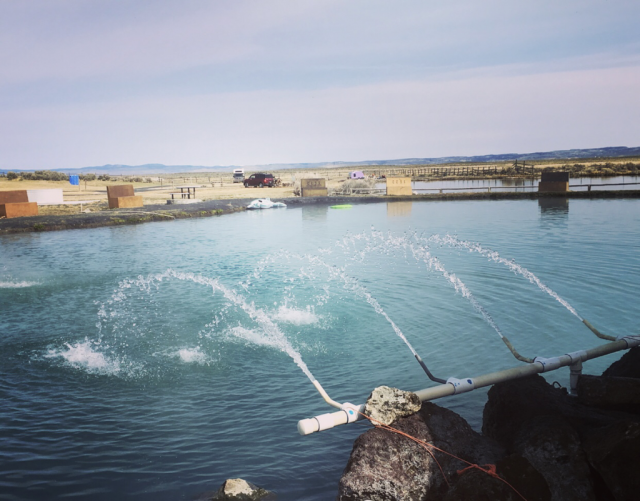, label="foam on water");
[45,339,122,374]
[226,326,282,349]
[127,270,316,381]
[0,280,38,288]
[272,305,319,326]
[274,250,420,357]
[176,347,209,364]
